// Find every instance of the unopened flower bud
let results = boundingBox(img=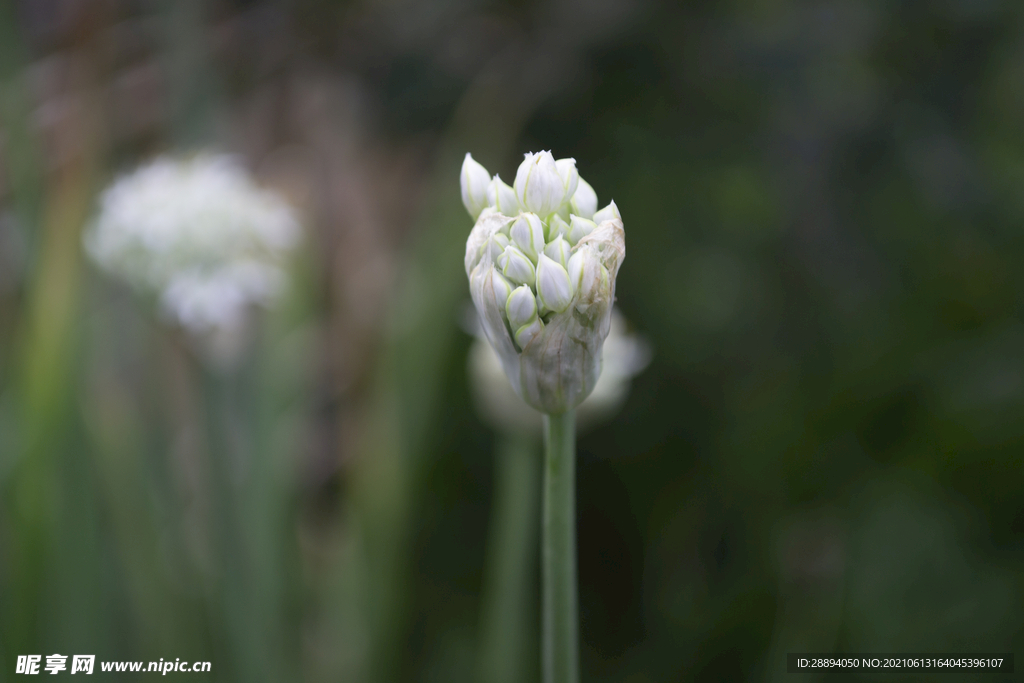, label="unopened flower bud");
[536,254,574,314]
[514,151,565,217]
[592,199,620,224]
[547,214,570,242]
[487,174,520,216]
[461,153,491,220]
[555,158,579,204]
[509,212,546,262]
[514,316,544,350]
[497,244,536,286]
[567,214,596,245]
[465,150,625,414]
[543,235,571,269]
[490,267,514,317]
[487,233,510,262]
[570,177,598,220]
[506,284,538,330]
